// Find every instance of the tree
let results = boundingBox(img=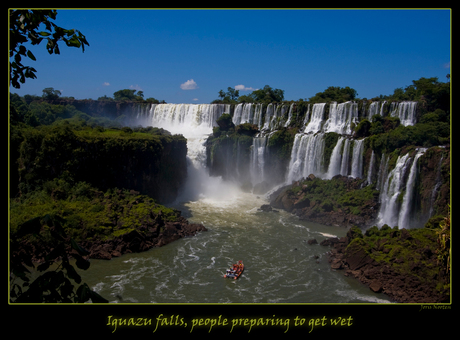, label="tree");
[249,85,284,104]
[308,86,357,103]
[42,87,61,100]
[113,89,137,101]
[10,214,108,303]
[9,10,89,89]
[213,87,240,104]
